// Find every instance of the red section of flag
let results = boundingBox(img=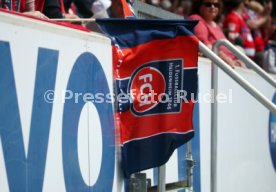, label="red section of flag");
[113,35,198,78]
[113,35,198,144]
[117,101,195,144]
